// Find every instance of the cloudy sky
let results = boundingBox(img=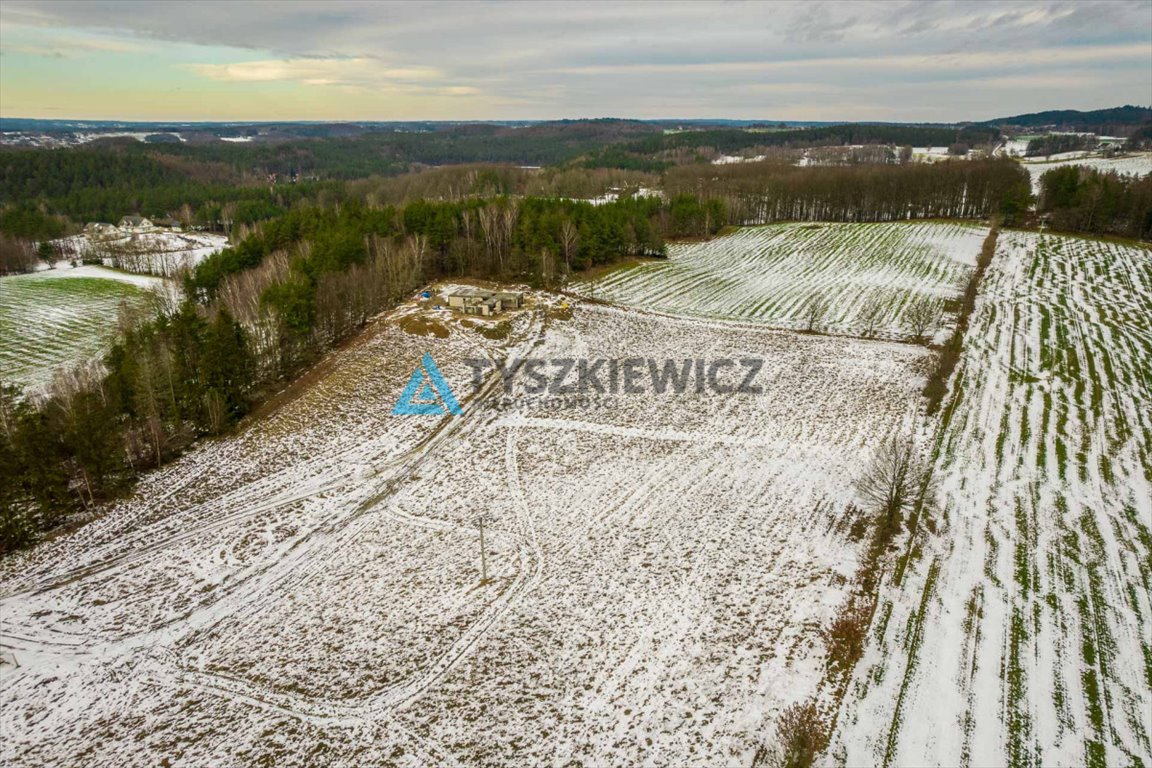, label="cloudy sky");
[0,0,1149,122]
